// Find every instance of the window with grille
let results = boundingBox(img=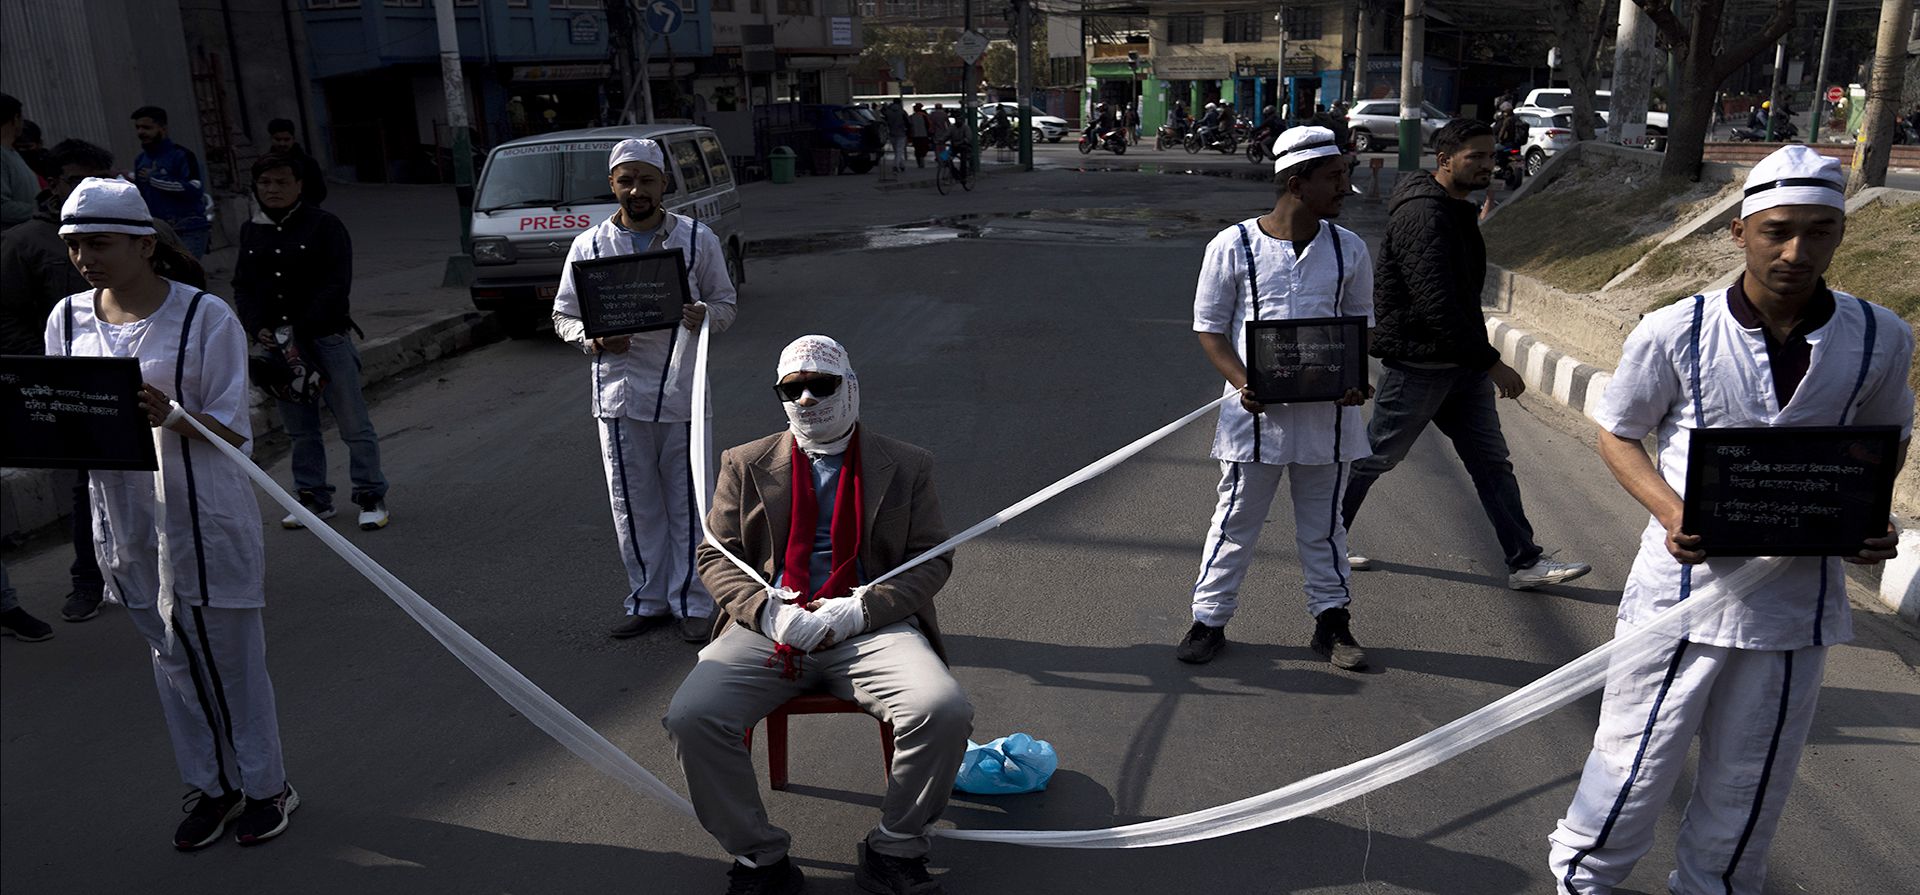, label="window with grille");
[1167,13,1204,45]
[1283,7,1322,40]
[308,0,360,8]
[1222,12,1261,43]
[779,0,814,13]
